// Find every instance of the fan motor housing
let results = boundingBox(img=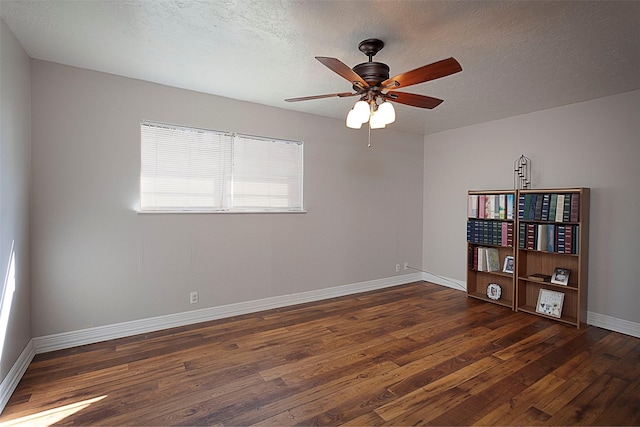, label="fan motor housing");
[352,62,389,87]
